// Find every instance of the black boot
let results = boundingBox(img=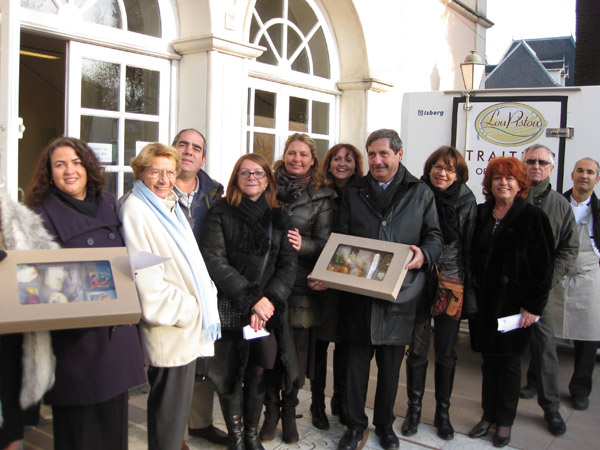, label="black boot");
[258,386,279,442]
[281,387,300,443]
[433,363,455,440]
[244,391,265,450]
[401,362,427,437]
[219,391,245,450]
[311,342,330,430]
